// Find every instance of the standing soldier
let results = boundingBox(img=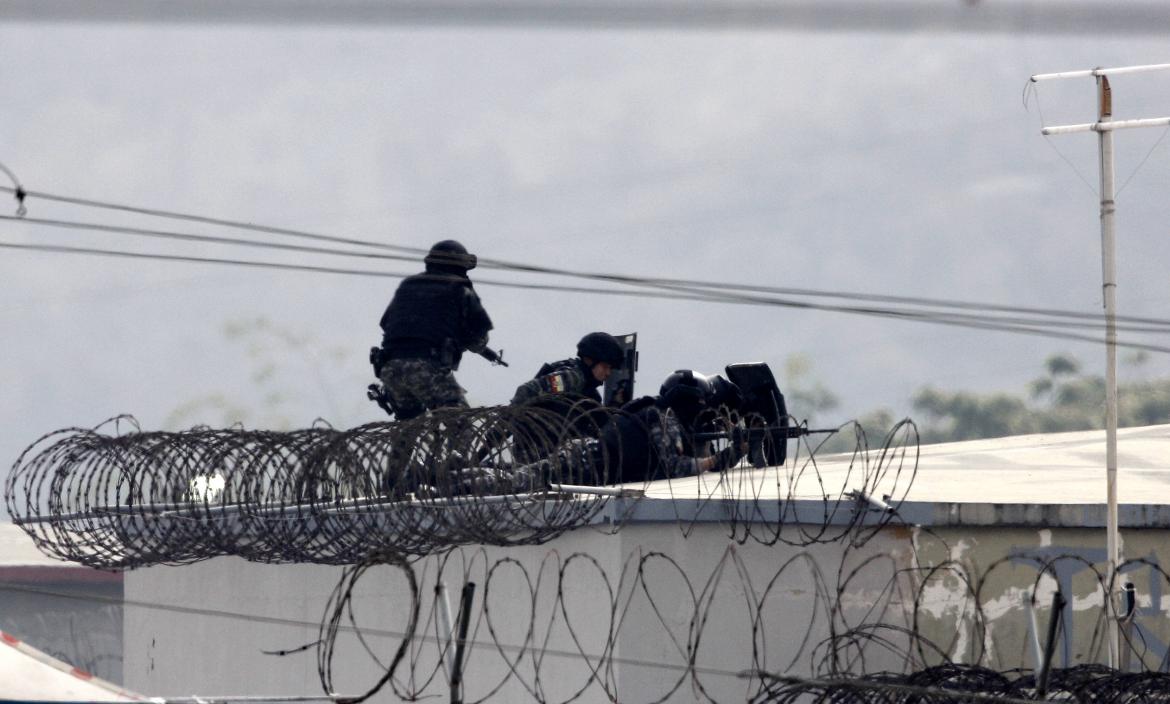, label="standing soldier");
[371,240,503,421]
